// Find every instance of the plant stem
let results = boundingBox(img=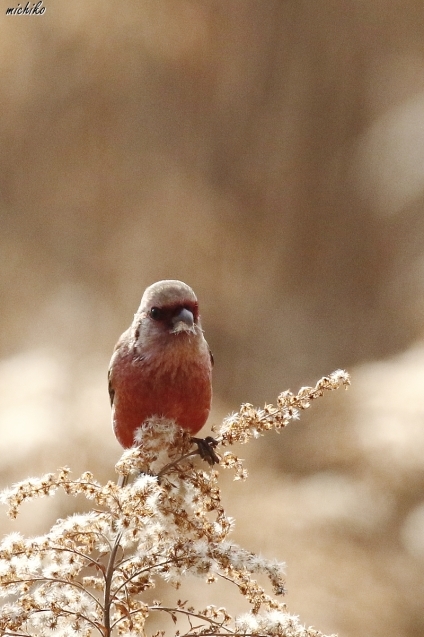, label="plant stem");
[103,529,122,637]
